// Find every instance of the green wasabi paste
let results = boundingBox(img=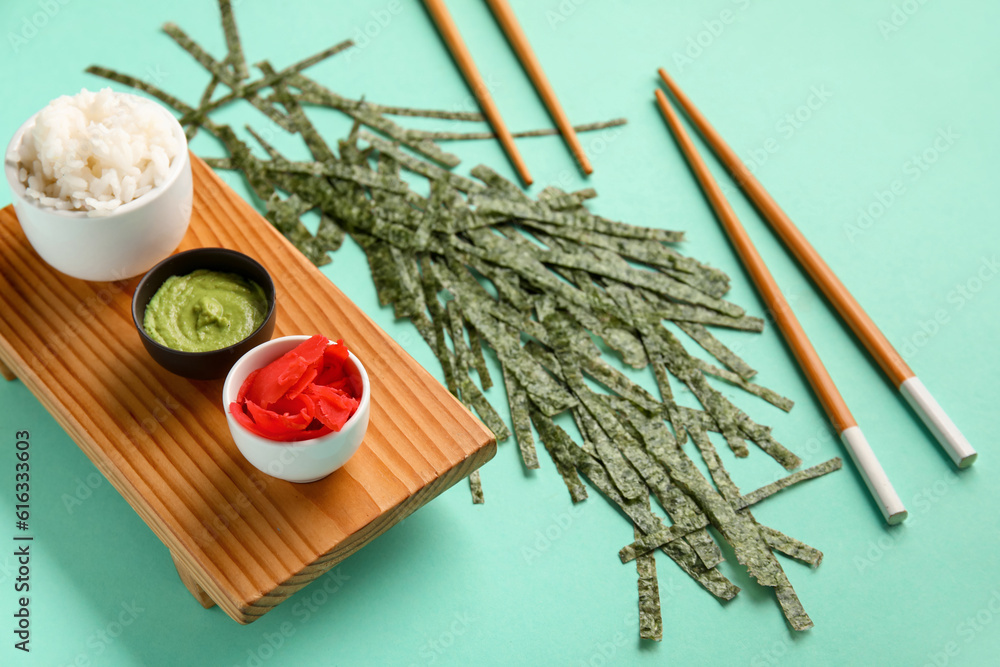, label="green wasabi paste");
[143,269,267,352]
